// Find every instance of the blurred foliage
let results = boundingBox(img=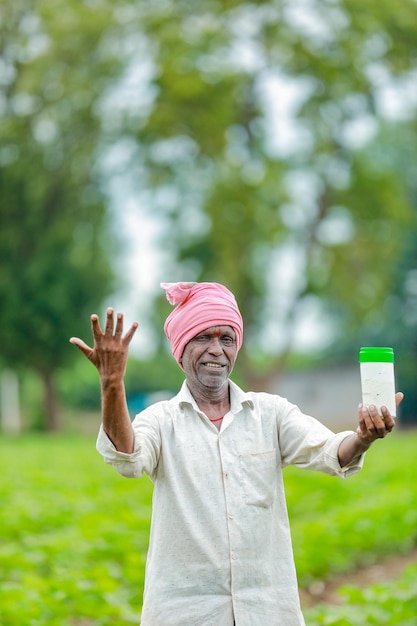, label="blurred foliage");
[1,0,417,427]
[131,0,417,410]
[57,350,185,414]
[131,0,417,379]
[0,434,150,625]
[323,119,417,421]
[0,1,123,428]
[305,564,417,625]
[286,432,417,585]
